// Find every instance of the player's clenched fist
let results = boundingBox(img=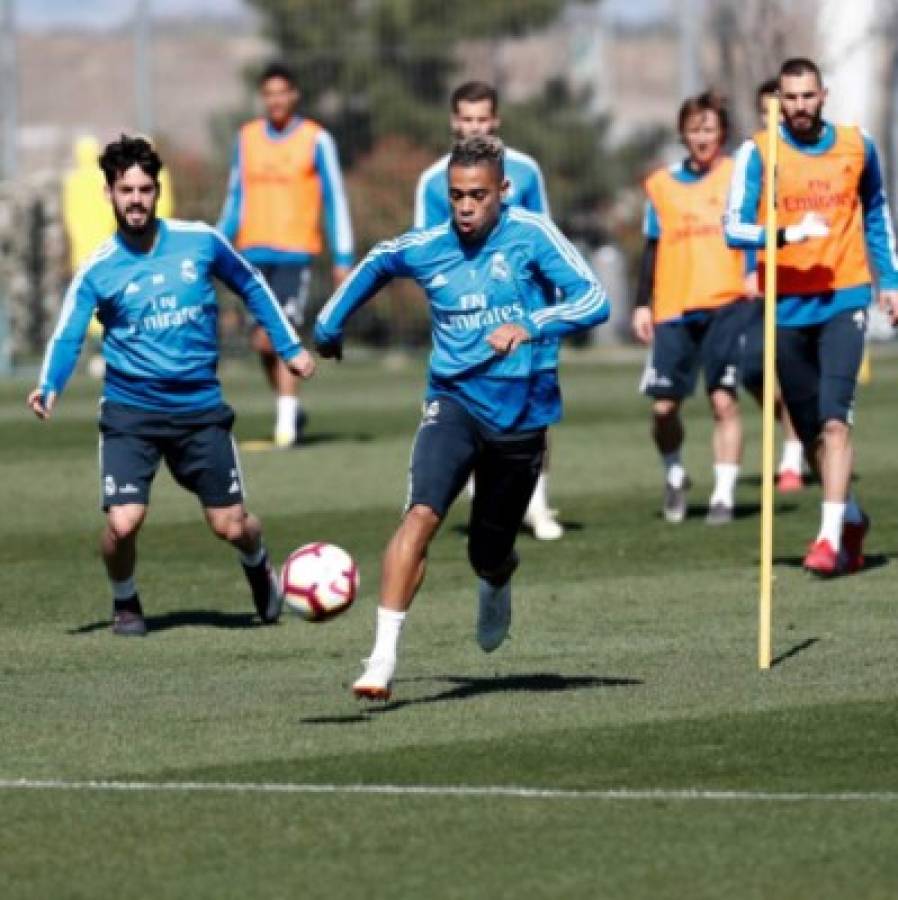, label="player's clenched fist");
[487,323,530,354]
[632,306,654,345]
[285,349,316,379]
[26,388,55,420]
